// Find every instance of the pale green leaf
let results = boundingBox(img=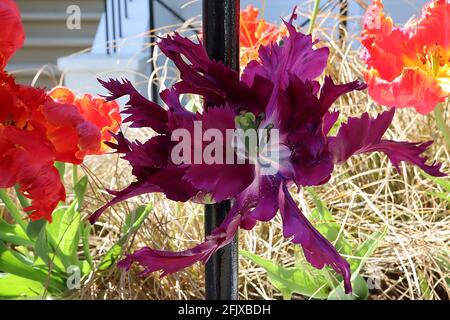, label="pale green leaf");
[349,227,387,276]
[98,244,122,271]
[241,250,331,299]
[0,274,45,299]
[328,274,369,300]
[0,220,33,247]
